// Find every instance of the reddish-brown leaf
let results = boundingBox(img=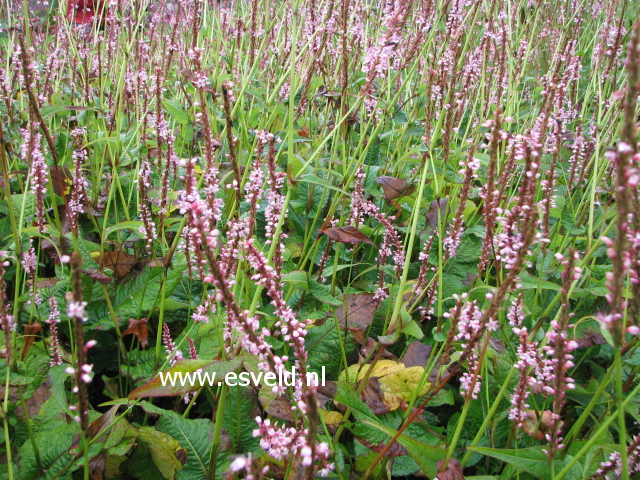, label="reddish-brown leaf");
[122,318,149,349]
[359,377,394,415]
[259,387,295,422]
[336,293,377,329]
[101,250,152,283]
[49,166,72,197]
[375,176,415,201]
[402,342,433,368]
[319,226,376,246]
[83,269,112,285]
[574,328,607,348]
[355,435,409,457]
[297,126,310,138]
[425,198,449,228]
[21,323,41,361]
[436,458,465,480]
